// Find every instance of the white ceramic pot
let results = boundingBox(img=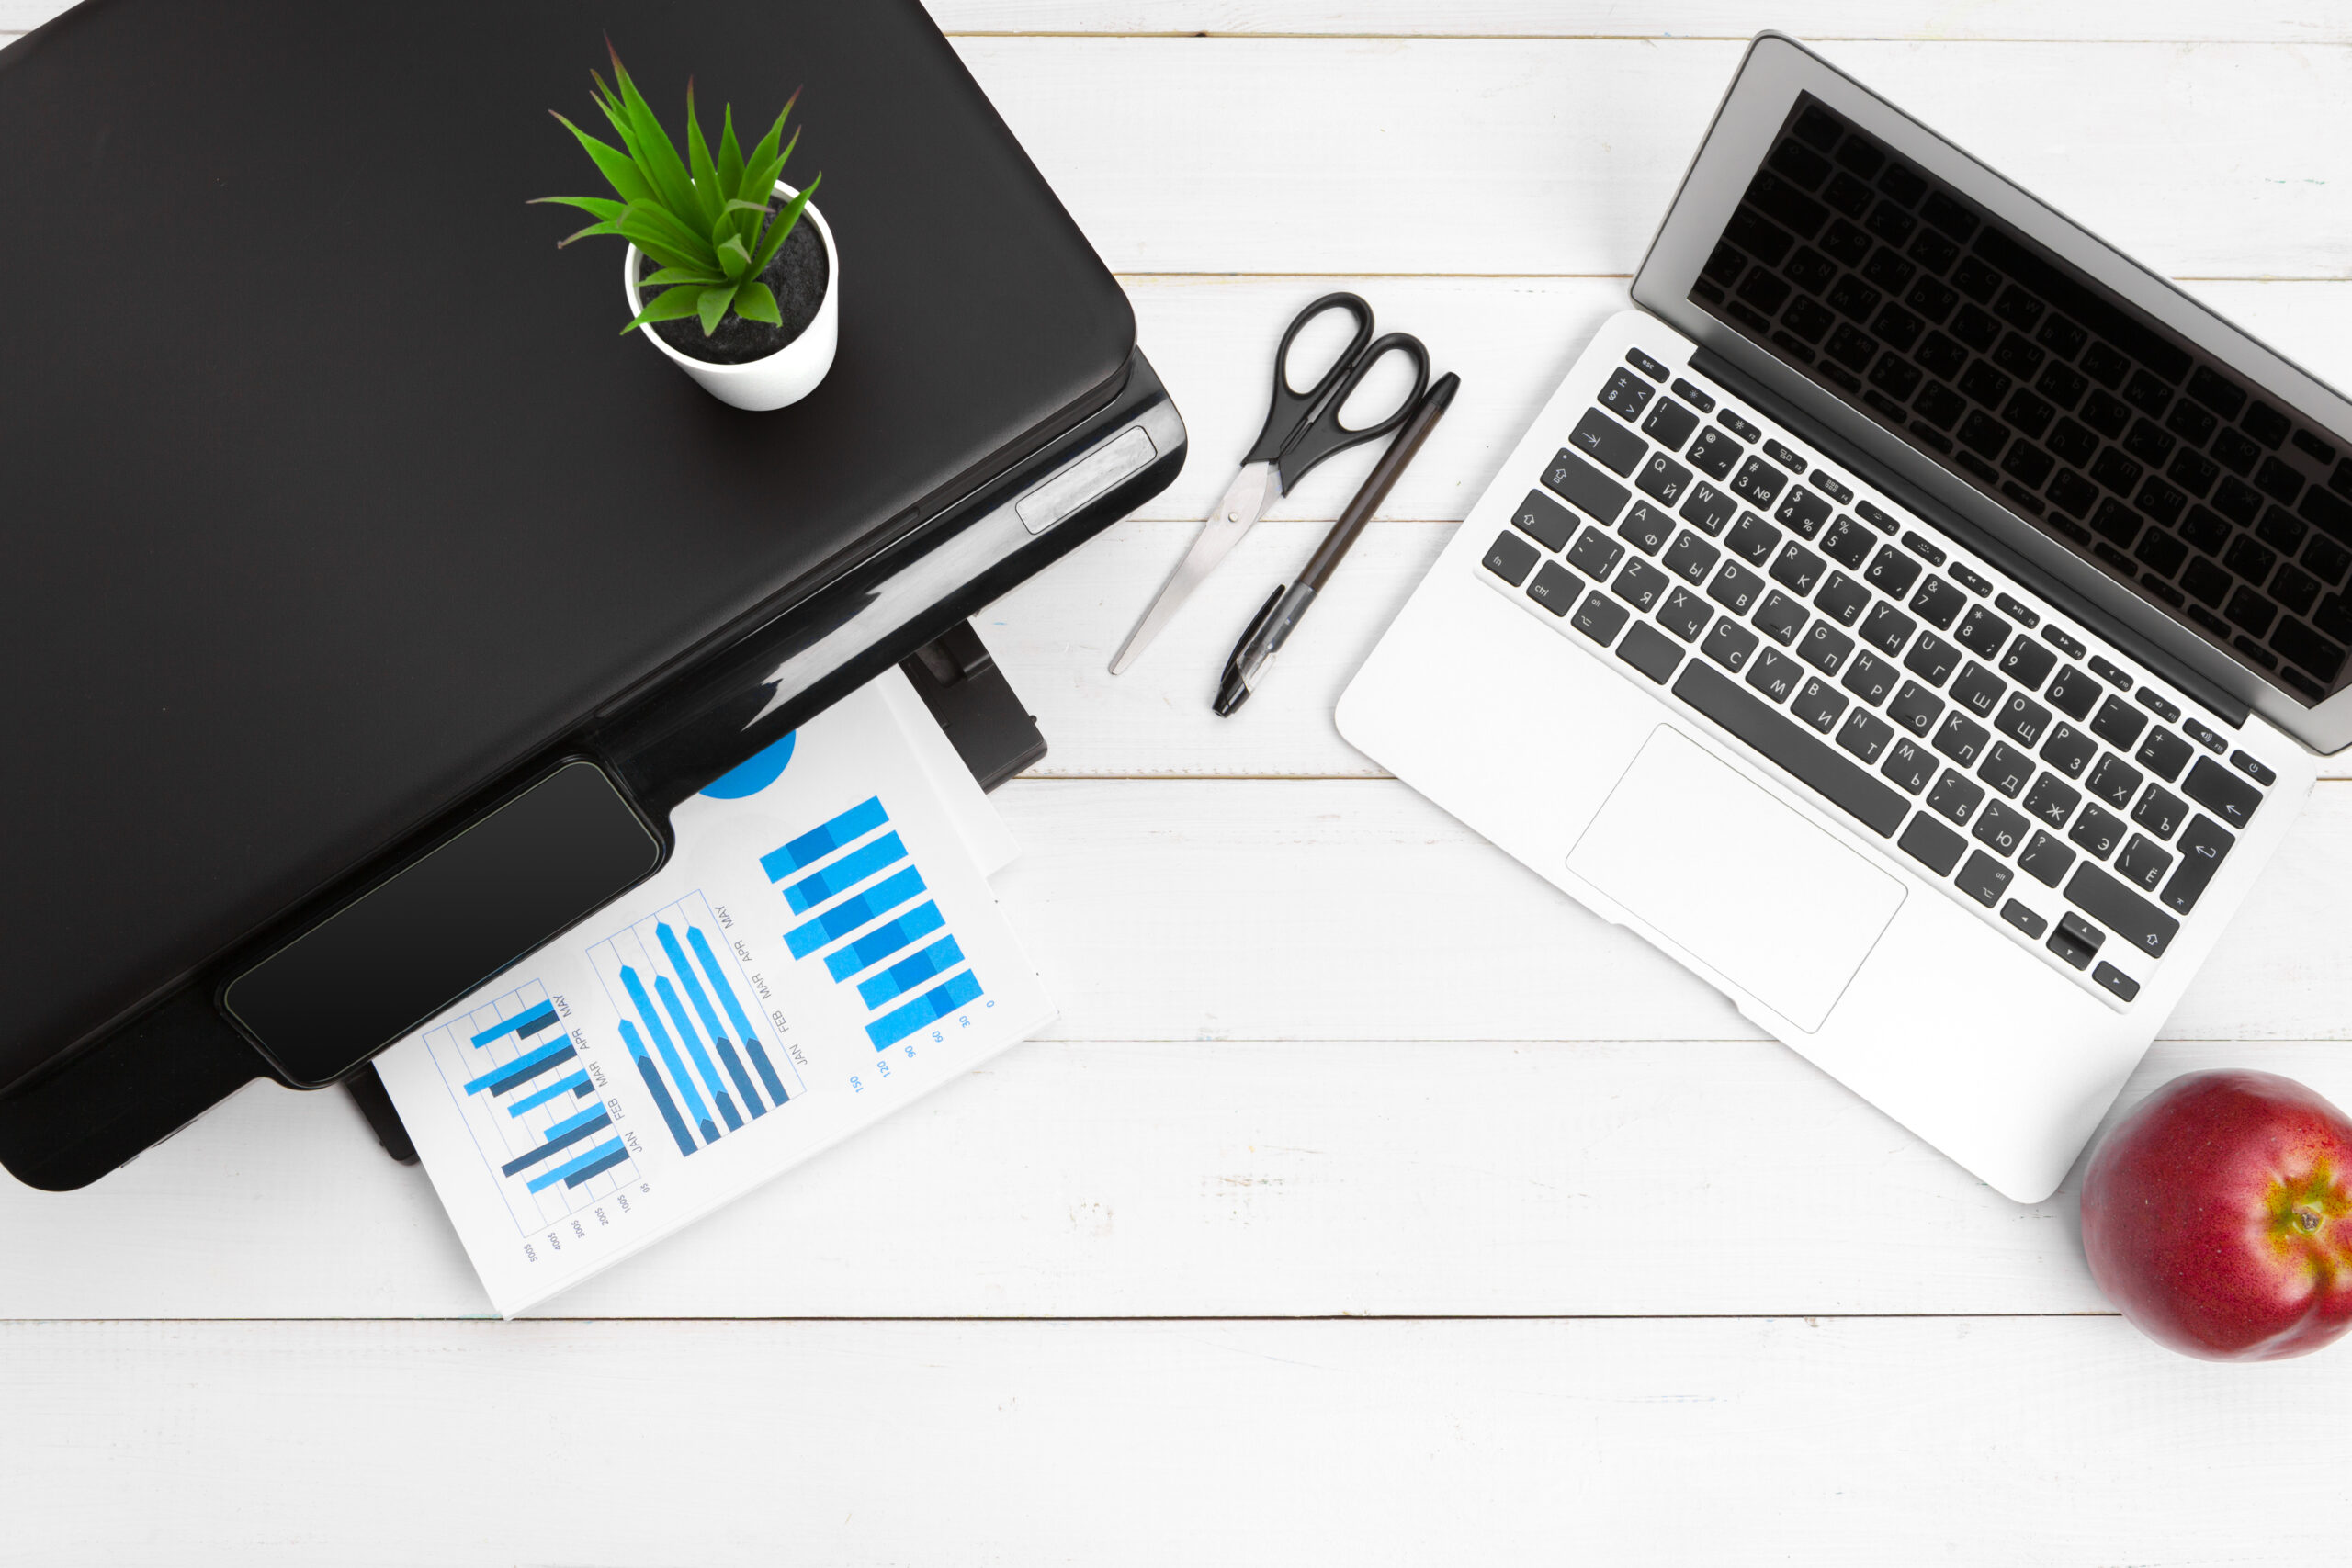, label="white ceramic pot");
[623,181,838,411]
